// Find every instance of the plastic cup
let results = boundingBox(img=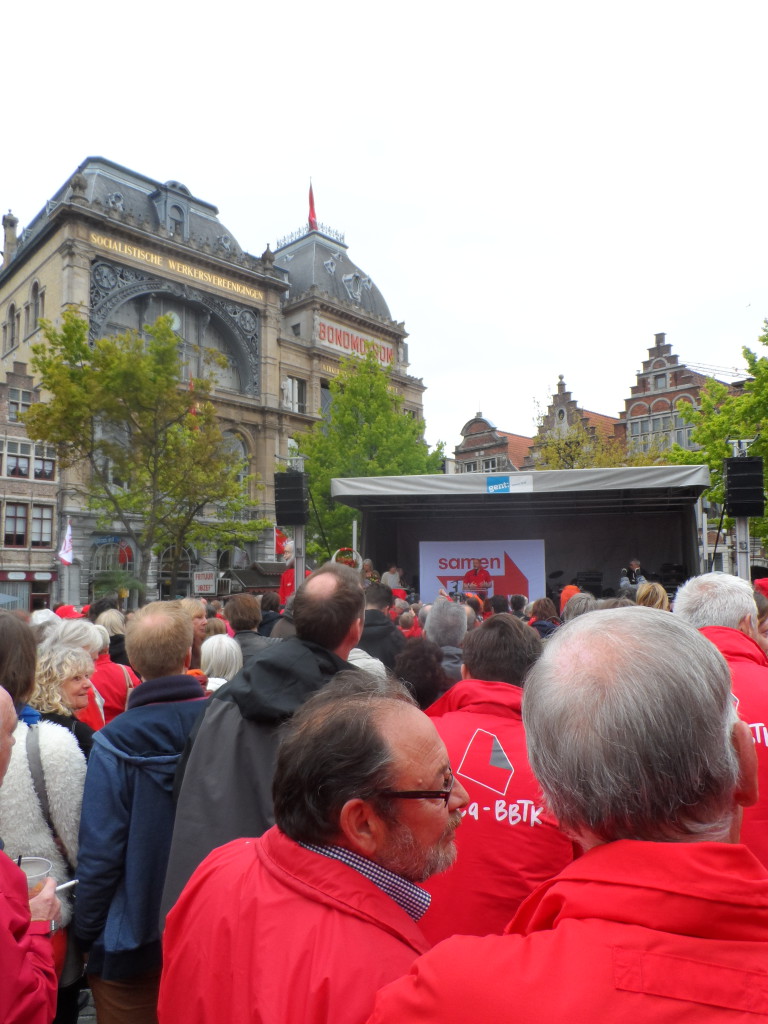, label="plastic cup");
[18,857,52,896]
